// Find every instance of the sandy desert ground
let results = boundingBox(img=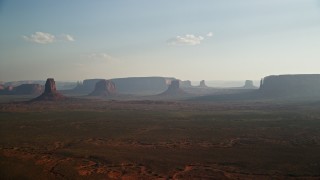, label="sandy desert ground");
[1,97,320,179]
